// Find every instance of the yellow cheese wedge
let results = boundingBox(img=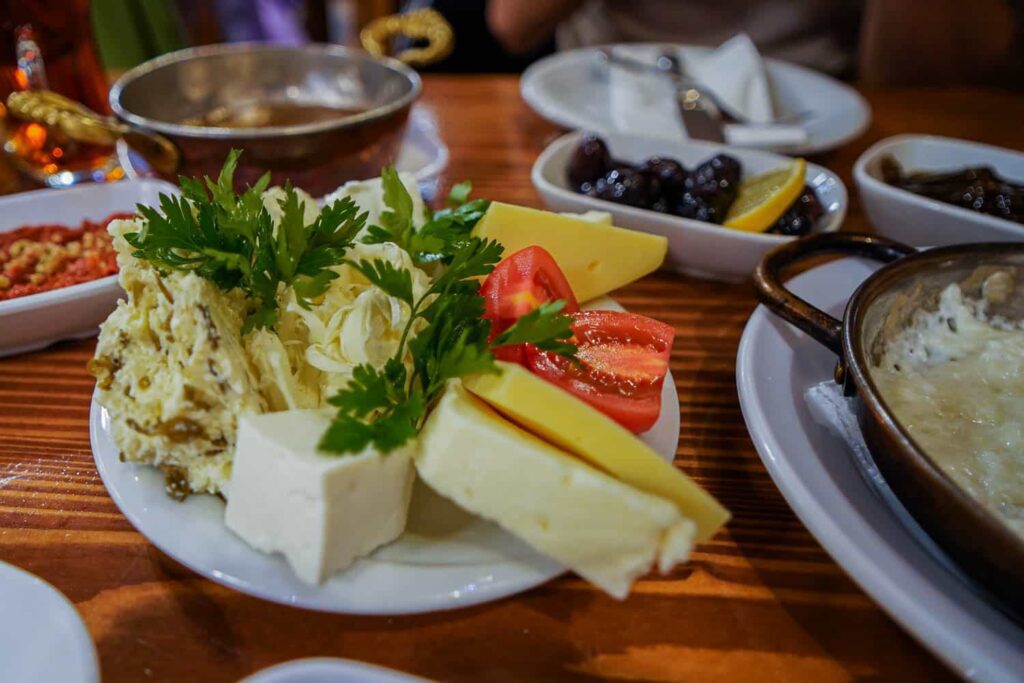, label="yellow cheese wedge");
[472,202,668,302]
[464,363,729,543]
[416,383,695,599]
